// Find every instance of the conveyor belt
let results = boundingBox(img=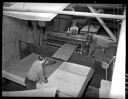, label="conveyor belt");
[52,43,78,61]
